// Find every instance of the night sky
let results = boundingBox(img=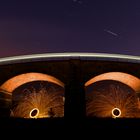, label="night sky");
[0,0,140,57]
